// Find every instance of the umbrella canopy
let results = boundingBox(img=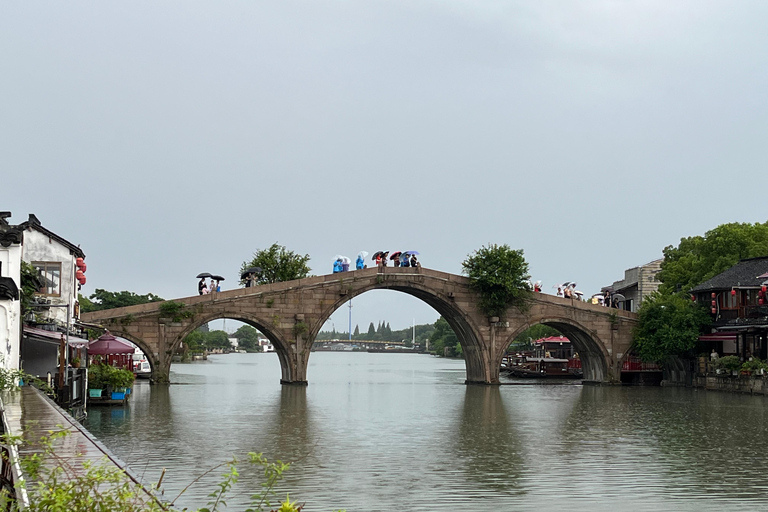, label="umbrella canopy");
[341,256,351,264]
[405,250,420,255]
[240,267,262,279]
[196,272,212,279]
[357,251,369,259]
[211,275,225,281]
[371,251,385,260]
[389,251,402,260]
[88,333,135,355]
[612,293,626,302]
